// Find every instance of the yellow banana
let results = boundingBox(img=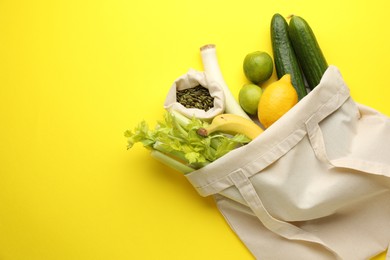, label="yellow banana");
[197,114,263,140]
